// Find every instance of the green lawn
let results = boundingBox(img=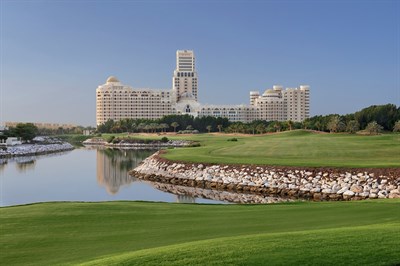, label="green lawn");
[1,200,399,265]
[112,130,400,168]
